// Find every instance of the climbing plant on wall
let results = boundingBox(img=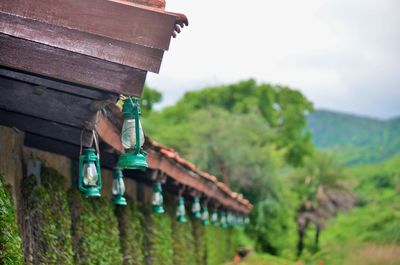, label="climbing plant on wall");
[192,219,206,265]
[69,189,123,265]
[172,216,196,265]
[145,204,174,265]
[0,175,24,265]
[20,166,74,265]
[115,197,145,265]
[4,163,250,265]
[206,226,226,265]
